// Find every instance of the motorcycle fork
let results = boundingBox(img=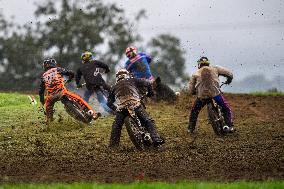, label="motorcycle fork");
[128,109,141,127]
[128,109,151,142]
[211,99,224,122]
